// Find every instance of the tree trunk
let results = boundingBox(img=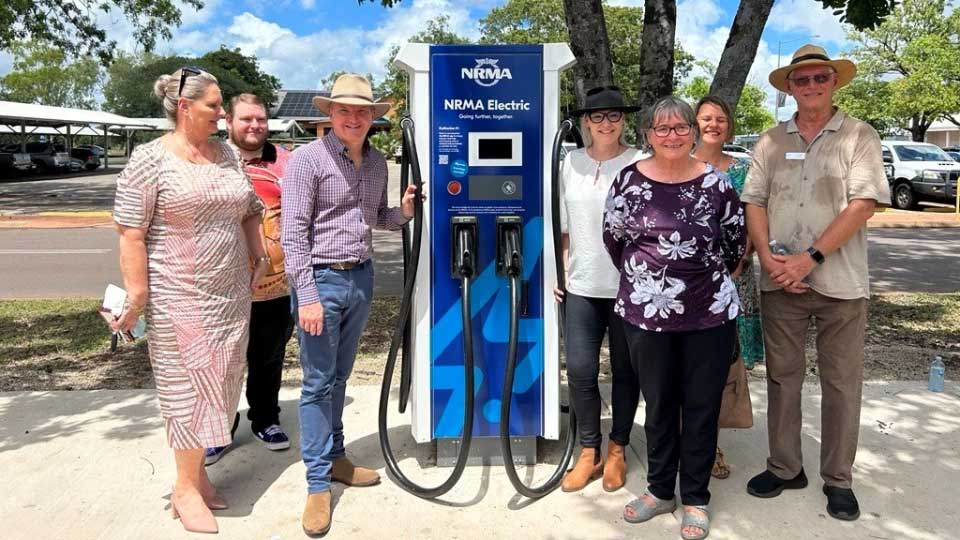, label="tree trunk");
[908,113,933,142]
[562,0,615,107]
[709,0,775,117]
[635,0,677,140]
